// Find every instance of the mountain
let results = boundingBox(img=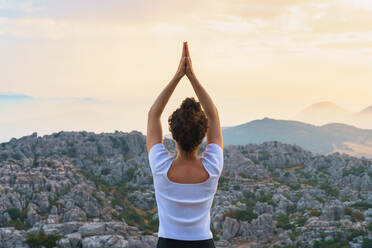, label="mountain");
[0,93,33,101]
[0,131,371,247]
[359,105,372,115]
[299,101,350,115]
[0,92,96,103]
[222,117,372,158]
[294,101,372,129]
[294,101,353,125]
